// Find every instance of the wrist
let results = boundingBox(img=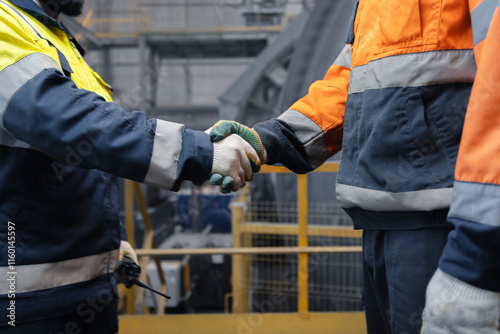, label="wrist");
[423,269,500,333]
[433,269,500,302]
[175,129,213,189]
